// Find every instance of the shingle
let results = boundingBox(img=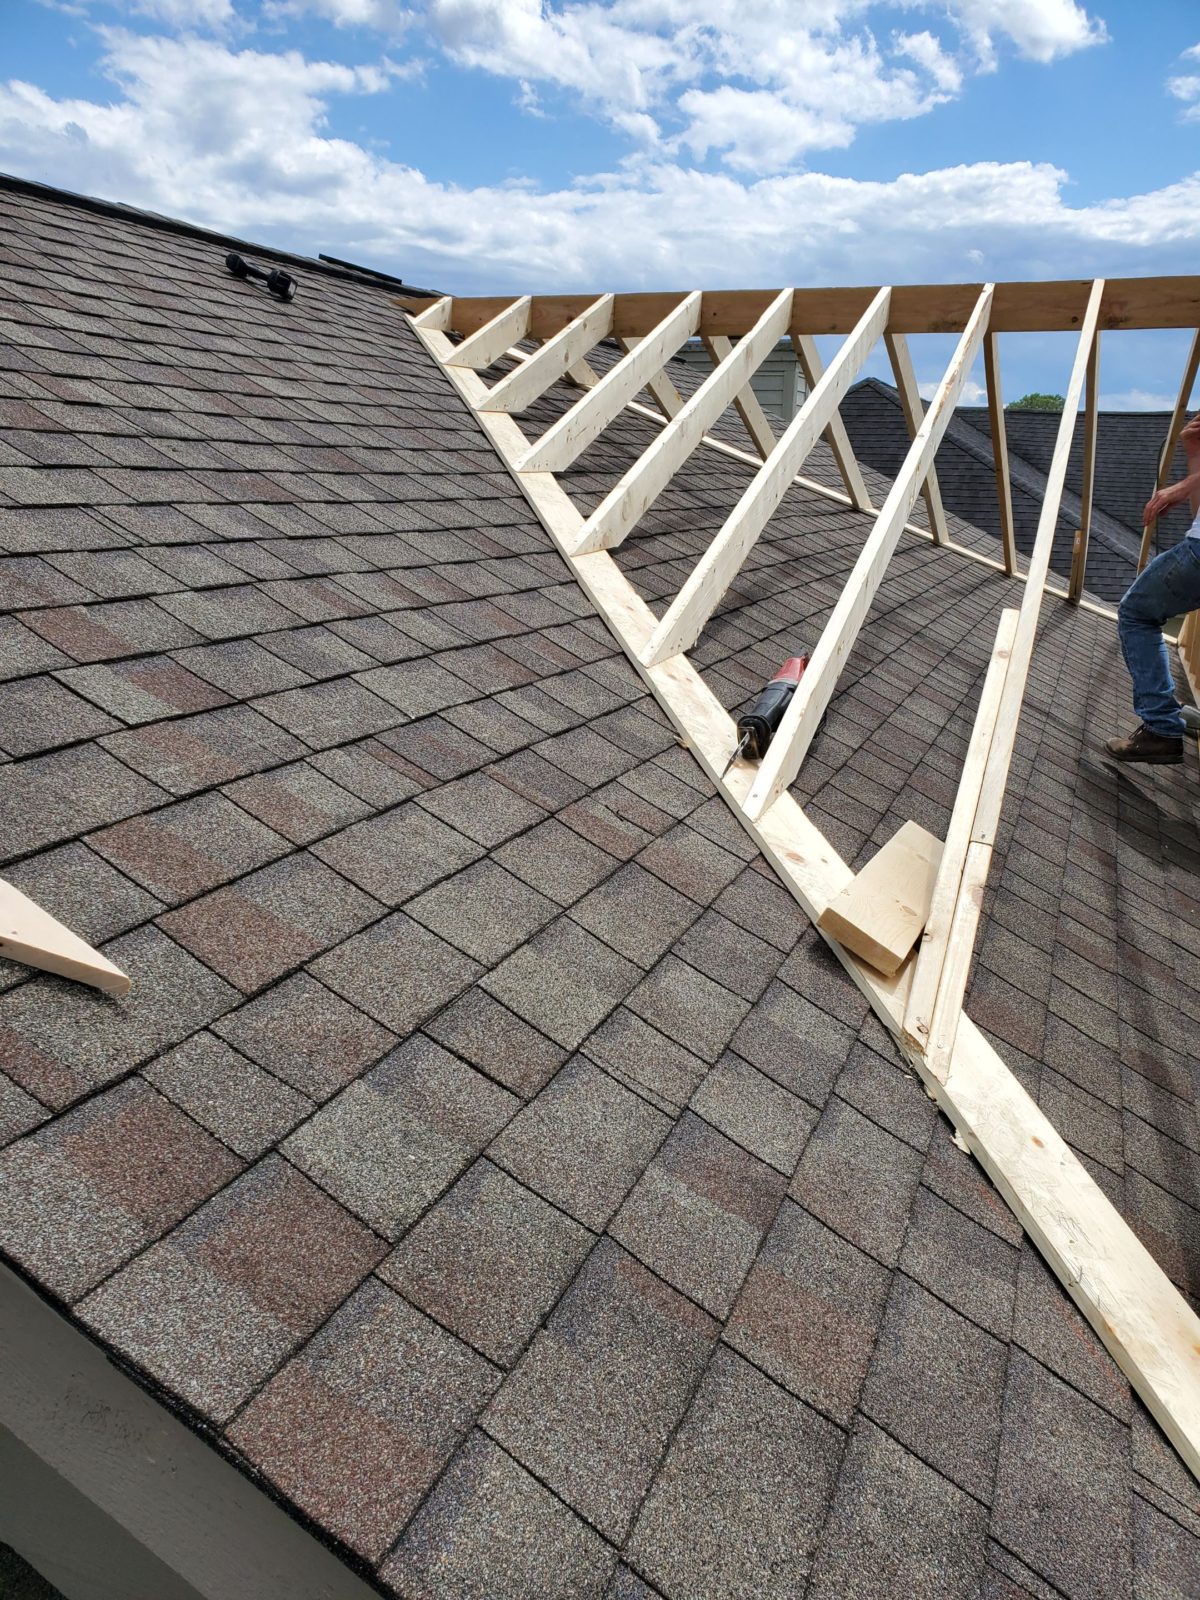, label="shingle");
[211,971,395,1099]
[78,1155,385,1423]
[627,1348,844,1600]
[0,840,162,969]
[671,908,783,1002]
[88,791,288,903]
[482,919,639,1051]
[379,715,497,782]
[483,1238,718,1542]
[568,863,699,969]
[0,612,72,679]
[1133,1493,1200,1600]
[285,1035,518,1238]
[173,637,312,697]
[610,1112,785,1317]
[158,852,379,992]
[714,866,810,952]
[55,654,232,724]
[805,1420,987,1600]
[690,1052,816,1174]
[729,979,855,1106]
[1011,1243,1130,1421]
[99,704,305,795]
[313,912,481,1034]
[424,987,566,1099]
[921,1117,1024,1246]
[0,924,237,1109]
[228,1279,499,1563]
[383,1430,616,1600]
[255,676,400,748]
[624,955,749,1064]
[0,741,165,864]
[0,672,118,755]
[0,1077,242,1300]
[357,658,474,718]
[0,1075,46,1147]
[223,759,371,845]
[145,1031,311,1160]
[417,770,547,848]
[789,1095,922,1266]
[313,801,483,905]
[493,816,618,904]
[637,823,744,905]
[380,1159,593,1366]
[898,1184,1018,1340]
[407,859,558,964]
[724,1199,889,1425]
[489,1056,670,1230]
[582,1006,708,1110]
[860,1274,1007,1502]
[992,1350,1132,1600]
[27,598,201,663]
